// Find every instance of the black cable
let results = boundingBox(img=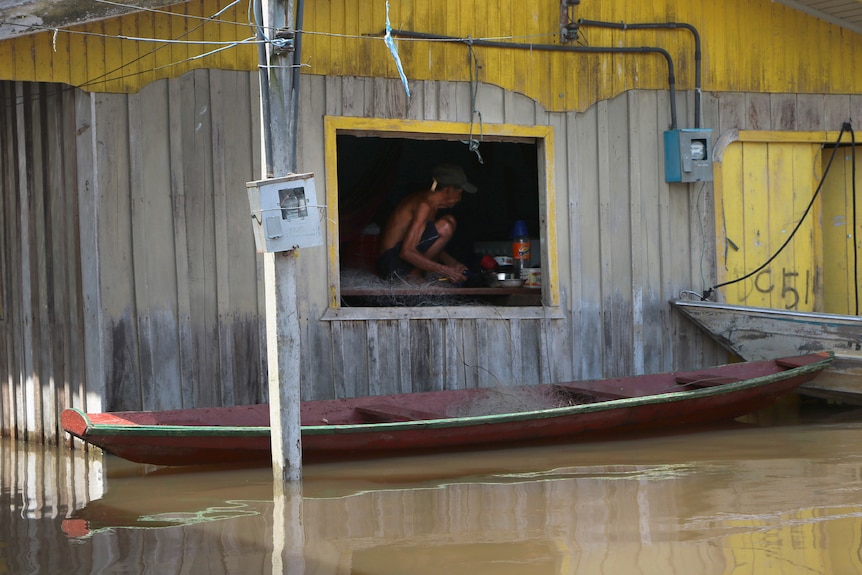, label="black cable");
[850,123,858,313]
[702,125,849,300]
